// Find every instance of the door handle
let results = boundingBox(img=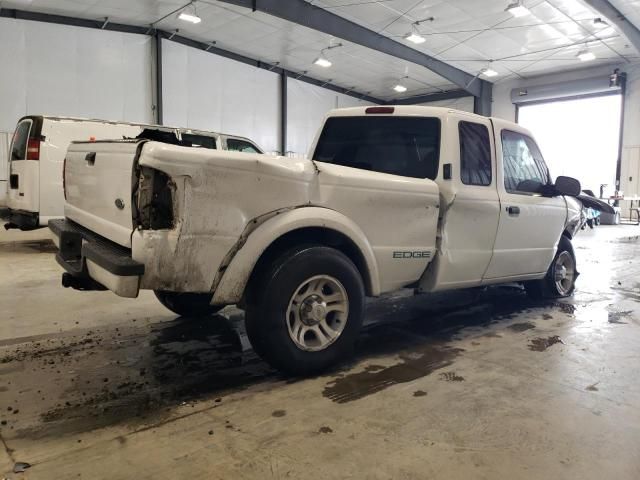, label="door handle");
[507,206,520,216]
[85,152,96,166]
